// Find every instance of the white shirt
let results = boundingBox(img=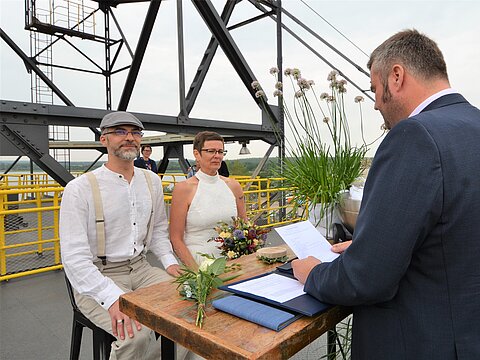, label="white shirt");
[60,165,178,309]
[409,88,458,117]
